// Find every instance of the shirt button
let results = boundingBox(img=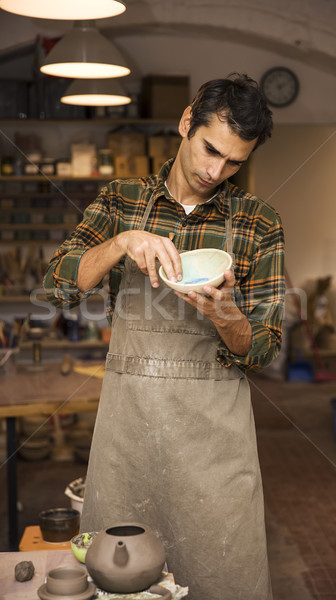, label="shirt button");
[181,220,187,227]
